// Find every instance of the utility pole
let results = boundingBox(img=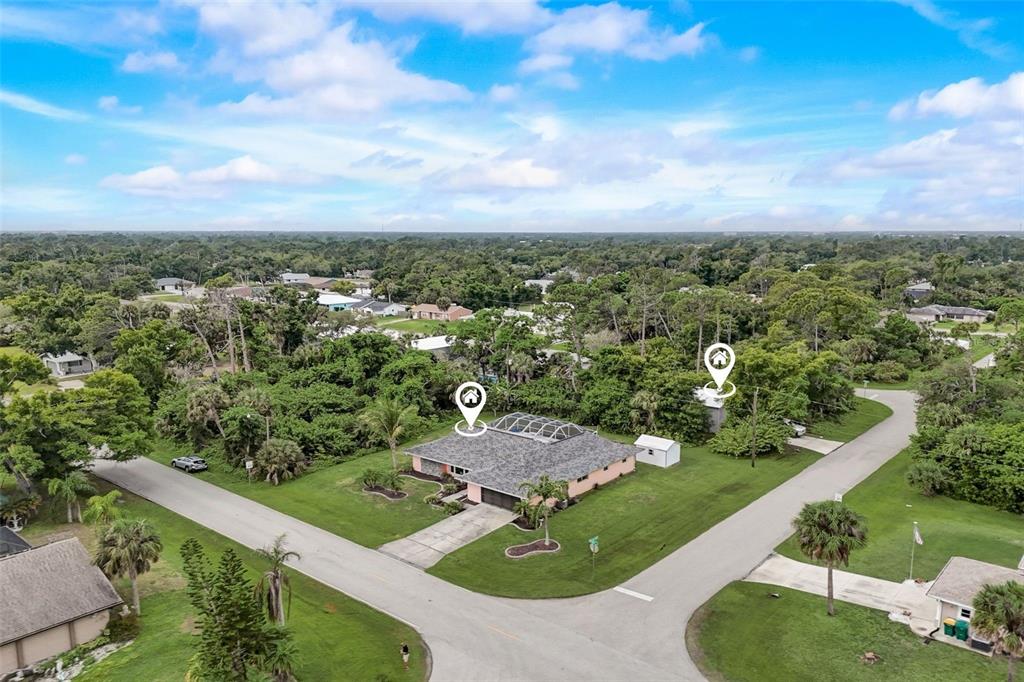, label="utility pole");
[749,387,759,468]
